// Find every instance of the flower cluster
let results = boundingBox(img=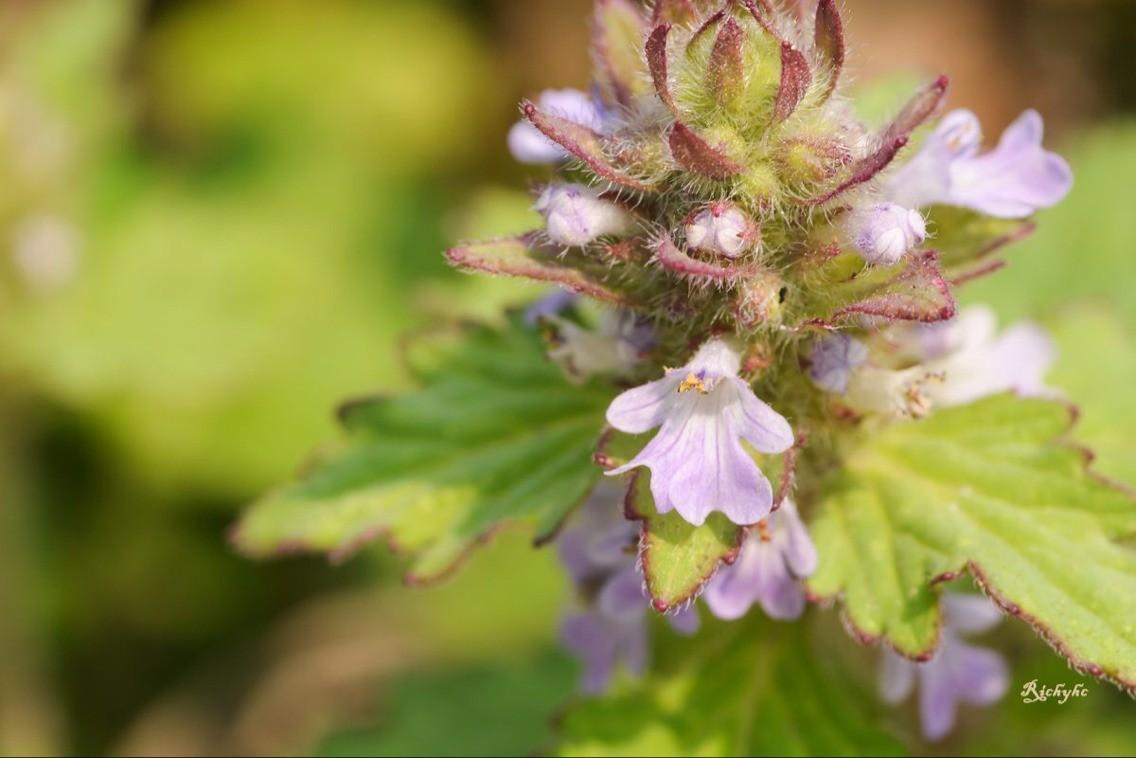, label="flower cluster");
[446,0,1072,740]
